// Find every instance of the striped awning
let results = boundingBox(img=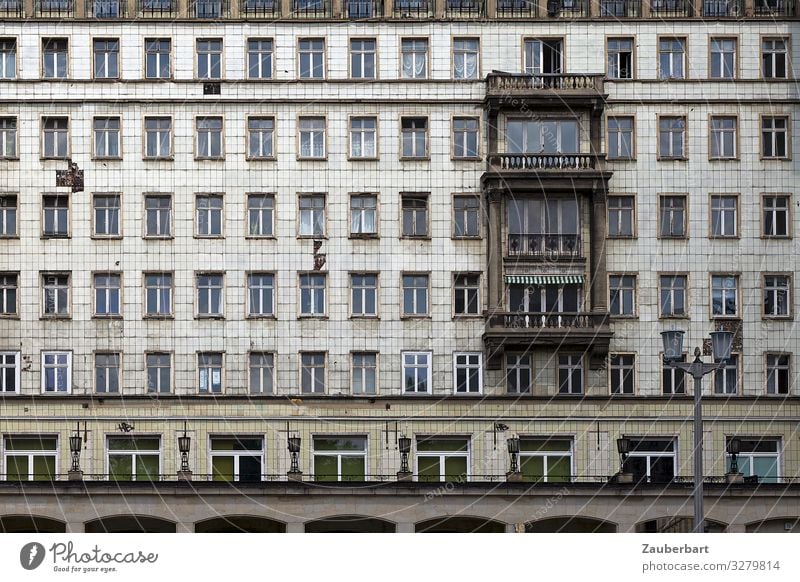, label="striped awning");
[505,275,584,285]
